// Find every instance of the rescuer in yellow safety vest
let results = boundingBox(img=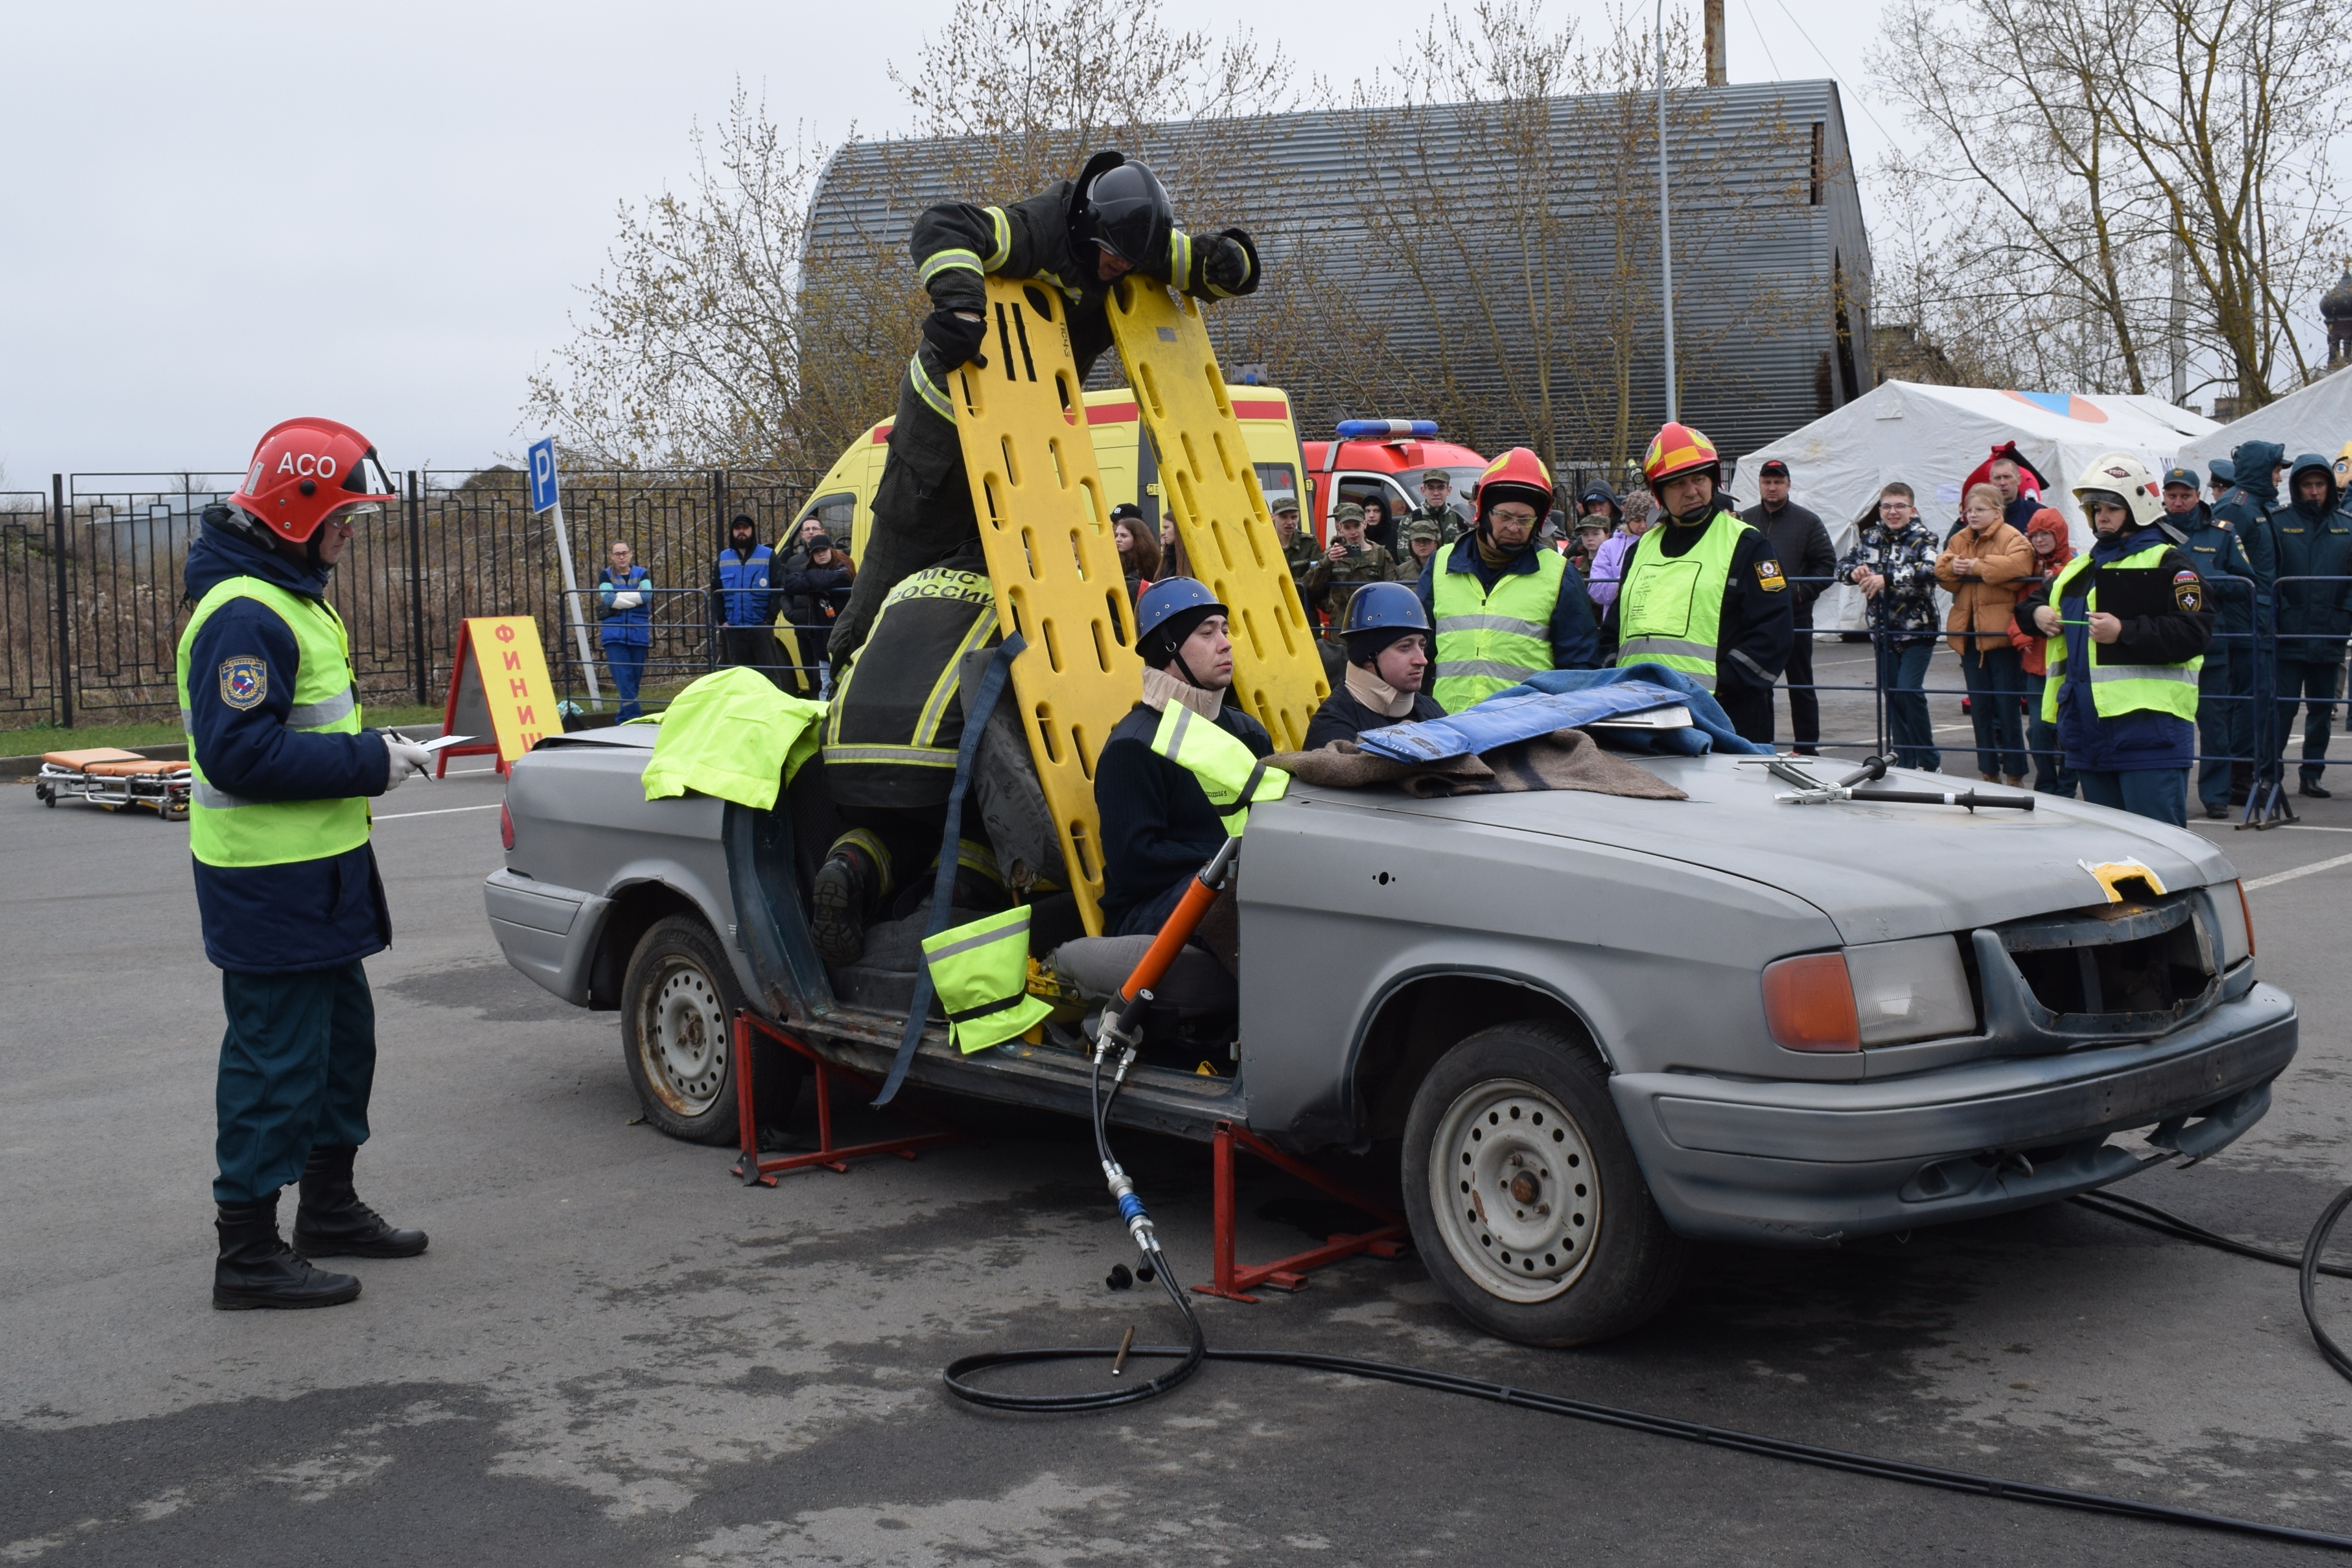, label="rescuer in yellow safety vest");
[2011,452,2212,826]
[1599,422,1795,744]
[1092,578,1285,977]
[175,417,436,1312]
[1413,447,1599,713]
[828,153,1263,667]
